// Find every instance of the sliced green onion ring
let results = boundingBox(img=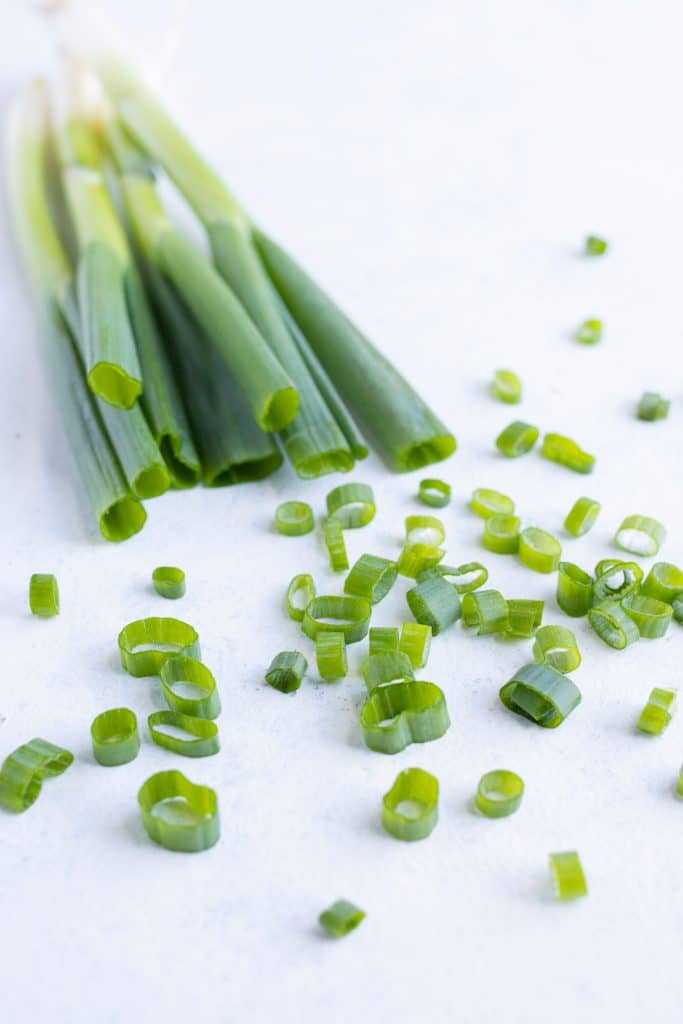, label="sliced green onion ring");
[418,478,451,508]
[362,651,414,691]
[557,562,593,617]
[118,617,201,677]
[344,553,397,604]
[286,573,316,622]
[470,487,515,519]
[588,601,640,650]
[29,573,59,617]
[406,576,461,635]
[615,514,667,557]
[475,770,524,818]
[637,391,670,422]
[160,656,221,719]
[499,663,581,728]
[495,421,539,458]
[275,501,314,536]
[491,369,522,404]
[532,625,581,673]
[436,562,489,593]
[641,562,683,604]
[399,622,432,668]
[326,482,375,528]
[575,319,602,345]
[592,561,643,605]
[152,566,186,599]
[302,595,371,644]
[405,514,446,548]
[382,767,439,841]
[518,527,562,574]
[397,542,445,579]
[550,851,588,900]
[0,738,73,813]
[148,710,220,757]
[564,497,601,537]
[91,708,140,766]
[319,900,365,938]
[461,589,509,636]
[541,433,595,474]
[360,681,450,754]
[636,687,677,735]
[482,513,521,554]
[265,651,308,693]
[622,594,673,639]
[585,234,608,255]
[137,769,220,852]
[369,626,399,656]
[323,517,349,572]
[315,631,347,681]
[506,599,544,638]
